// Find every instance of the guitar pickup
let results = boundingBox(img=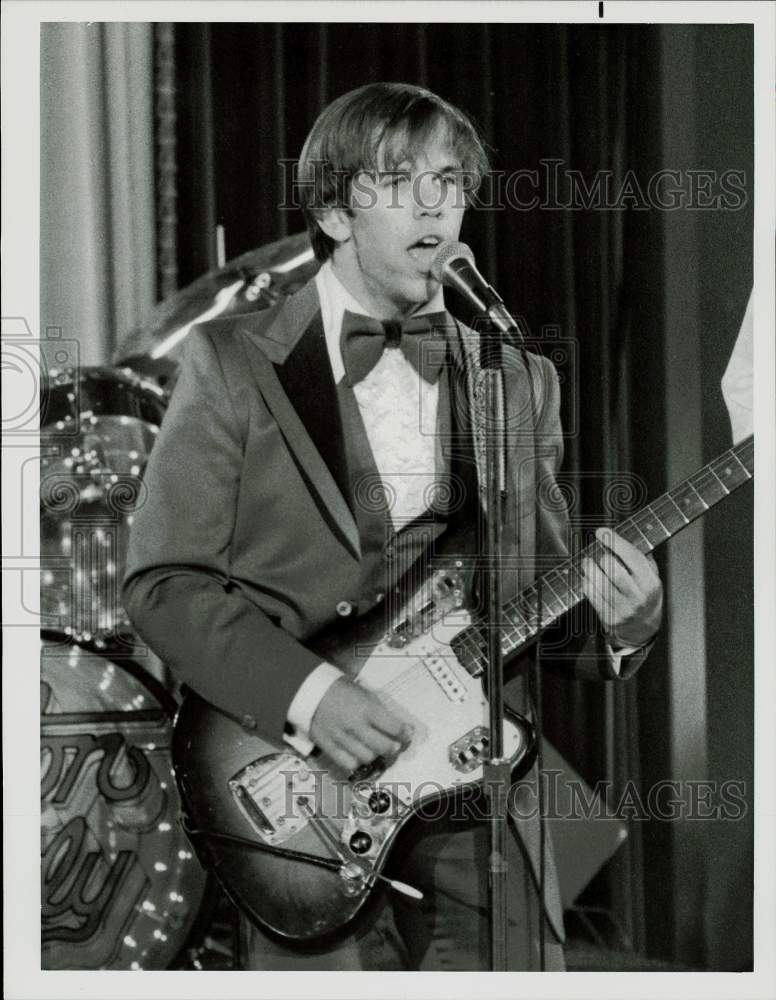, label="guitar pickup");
[422,653,466,701]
